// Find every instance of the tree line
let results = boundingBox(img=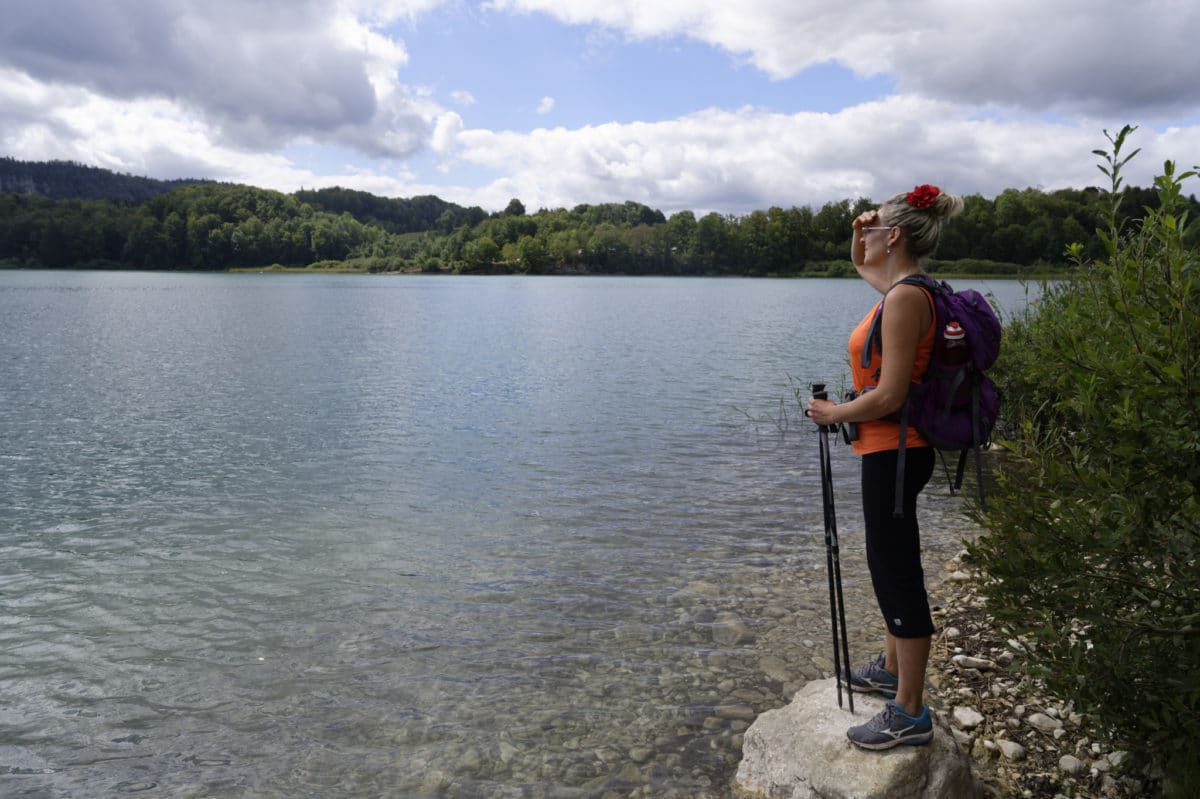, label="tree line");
[1,158,1195,275]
